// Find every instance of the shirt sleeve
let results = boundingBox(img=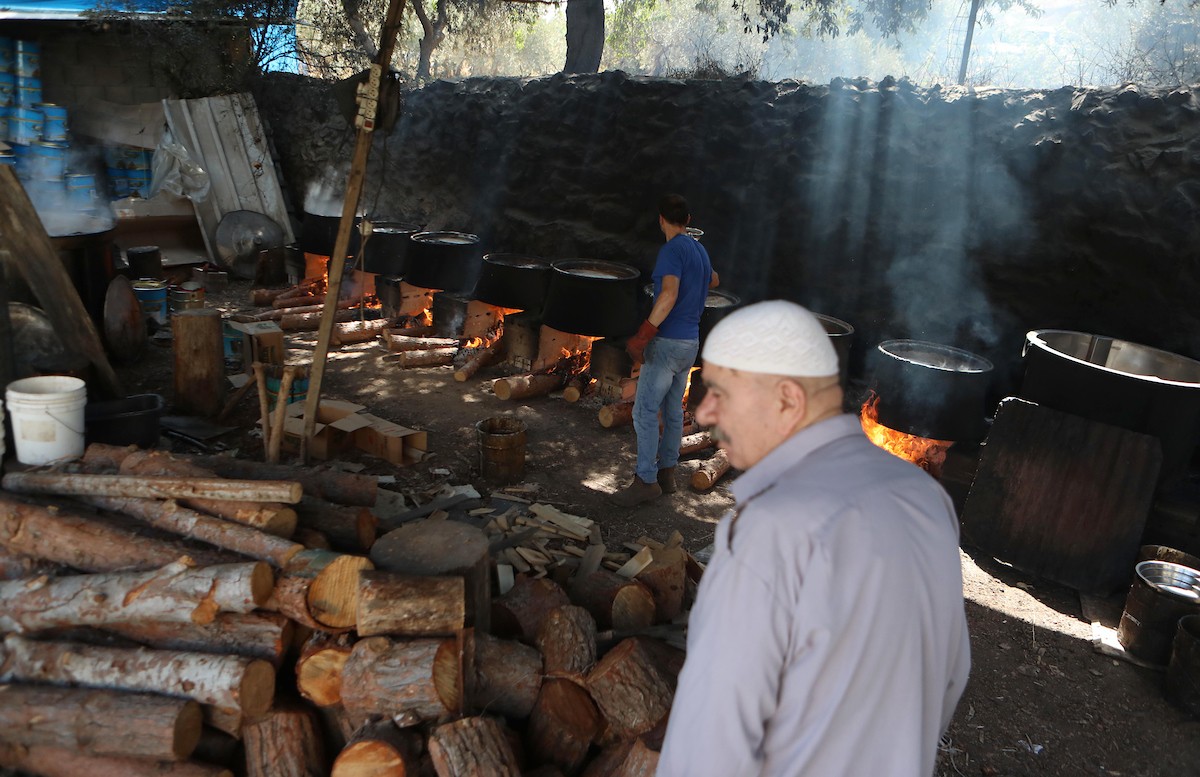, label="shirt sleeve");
[657,532,795,777]
[653,241,683,284]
